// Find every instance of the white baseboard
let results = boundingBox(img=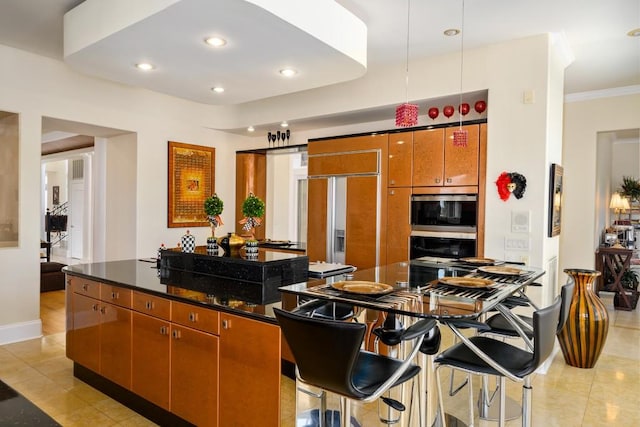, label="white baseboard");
[0,319,42,345]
